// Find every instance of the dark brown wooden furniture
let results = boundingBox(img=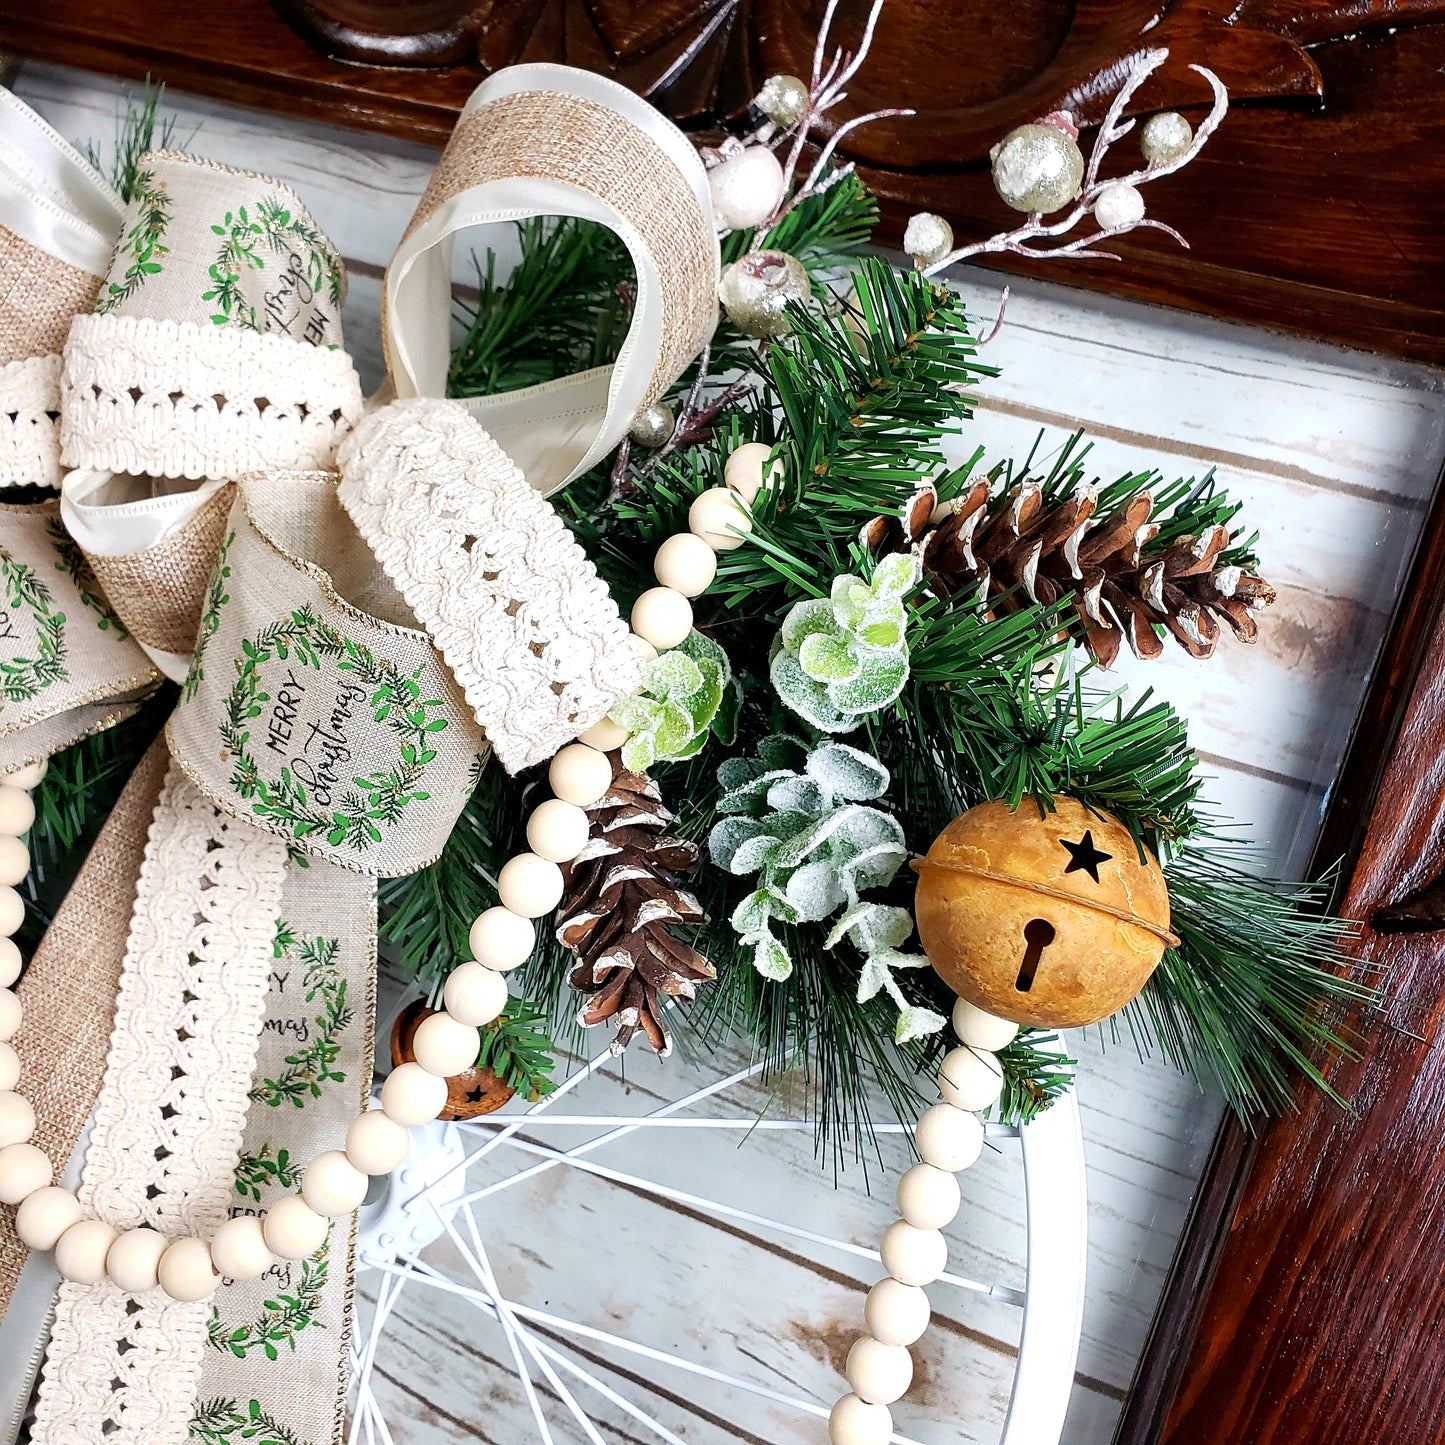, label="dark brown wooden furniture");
[4,6,1445,1440]
[4,0,1445,361]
